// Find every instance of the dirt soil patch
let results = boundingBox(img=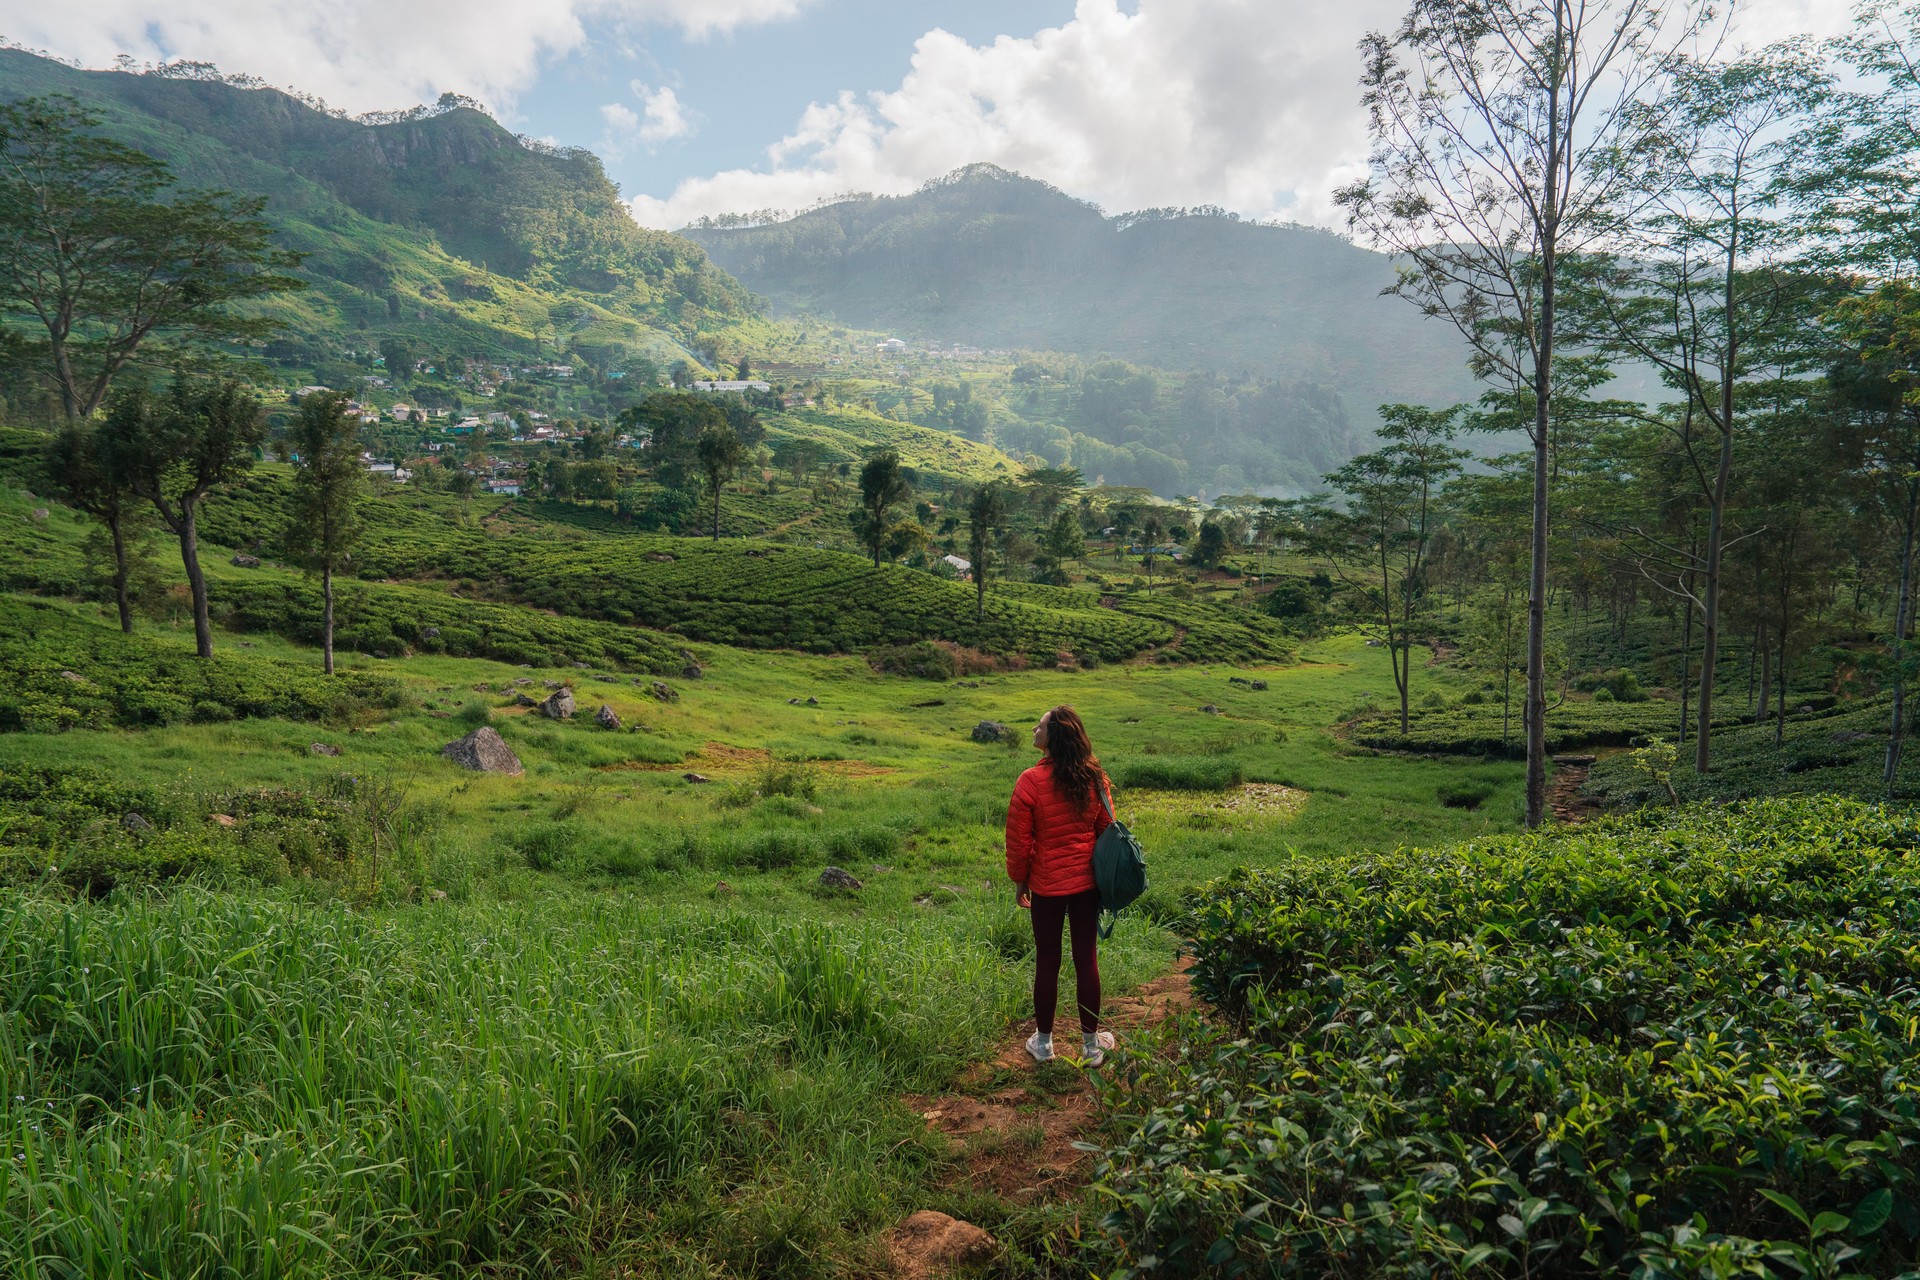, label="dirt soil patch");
[900,958,1196,1208]
[1550,753,1605,824]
